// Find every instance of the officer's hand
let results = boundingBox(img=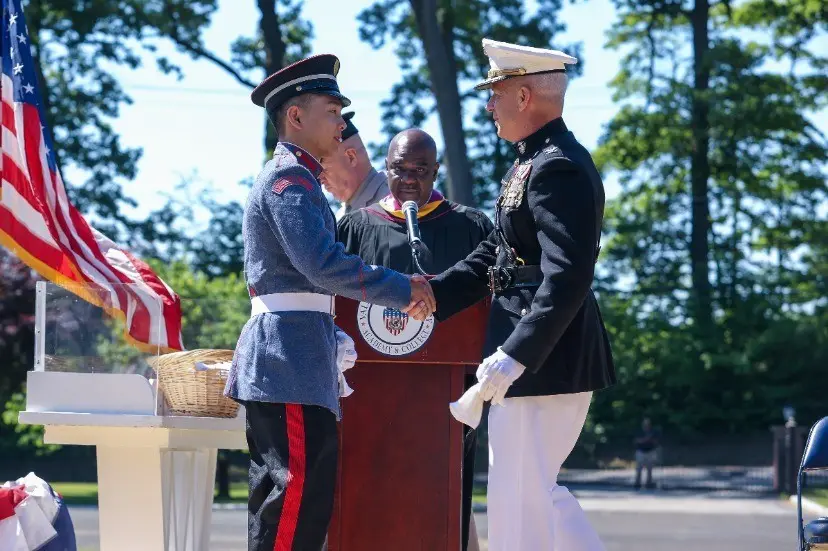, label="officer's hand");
[477,347,526,405]
[403,275,436,321]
